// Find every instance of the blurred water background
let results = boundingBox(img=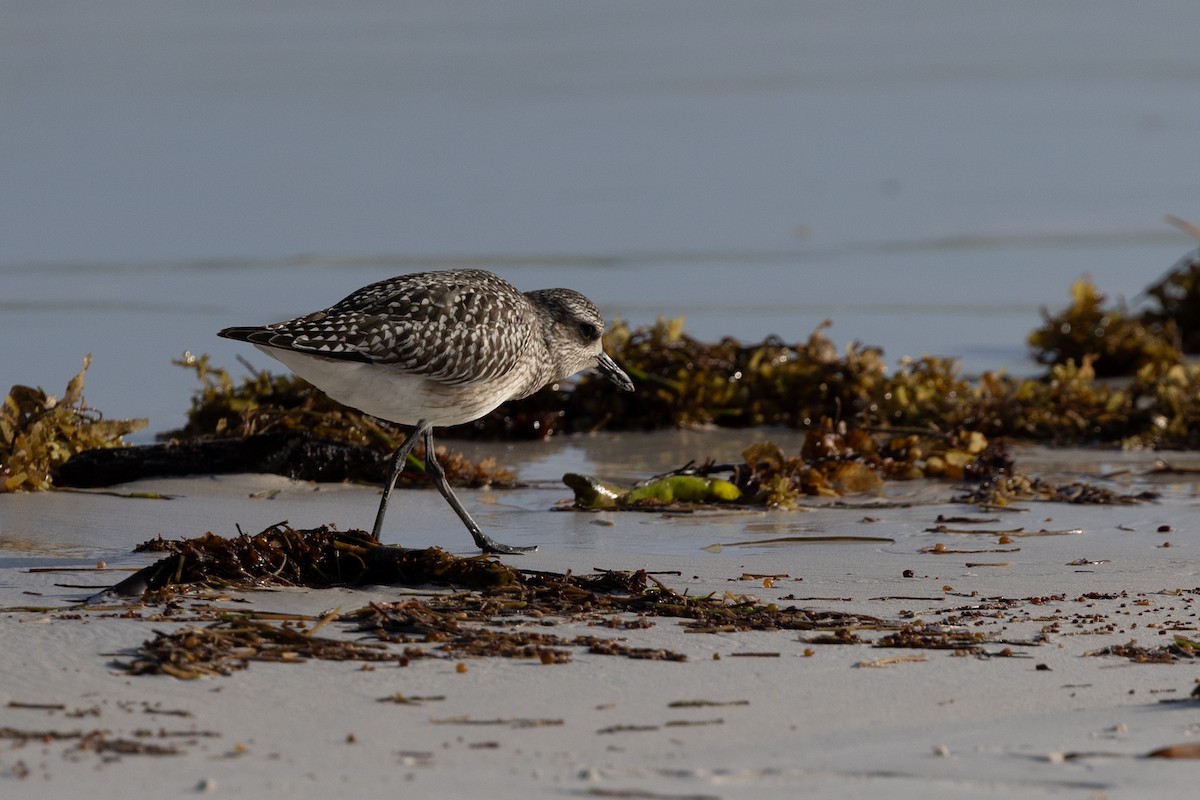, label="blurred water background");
[3,1,1199,440]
